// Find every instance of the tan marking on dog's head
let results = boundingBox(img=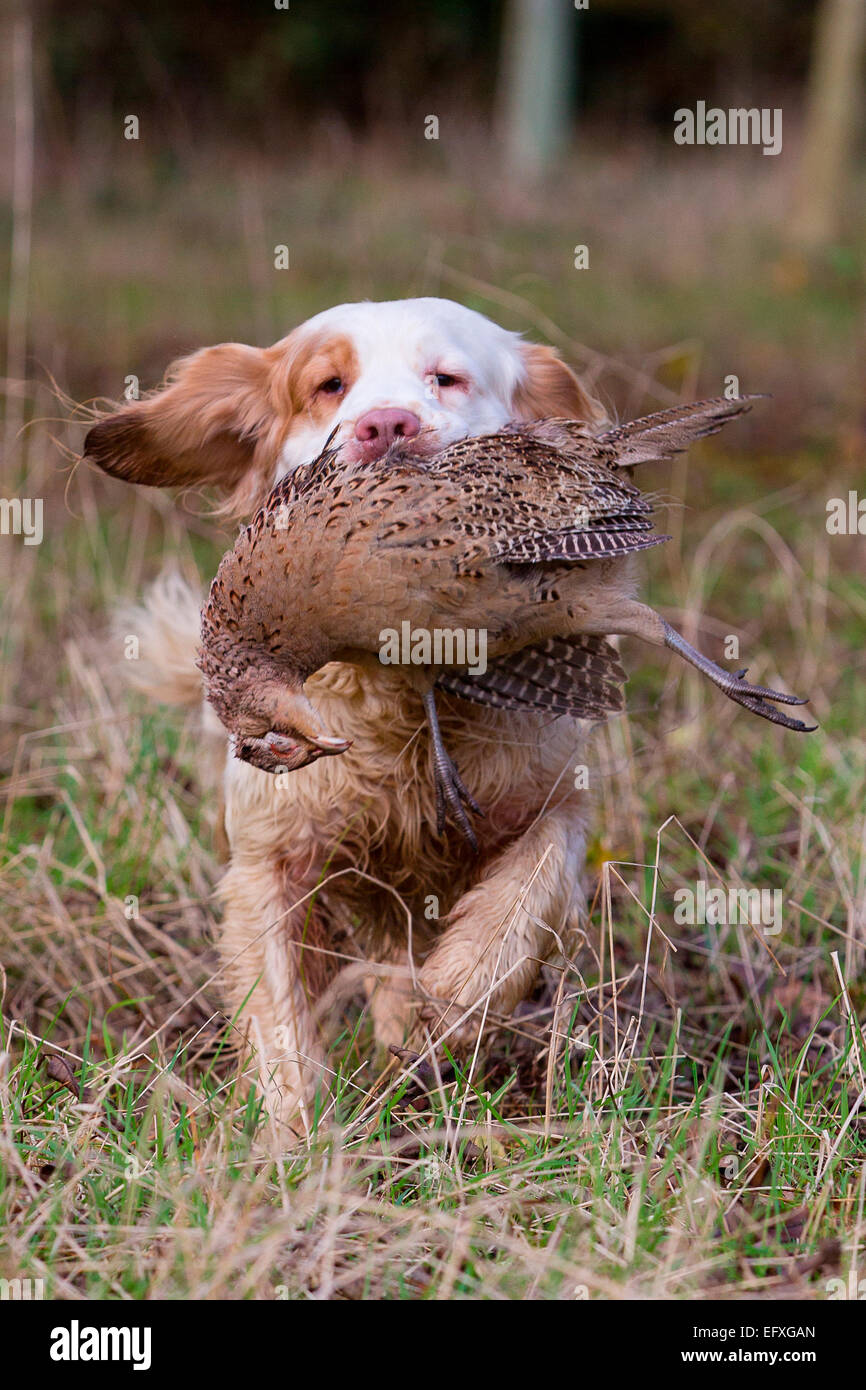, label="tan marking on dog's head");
[272,331,359,421]
[84,307,604,521]
[512,343,606,425]
[84,328,360,517]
